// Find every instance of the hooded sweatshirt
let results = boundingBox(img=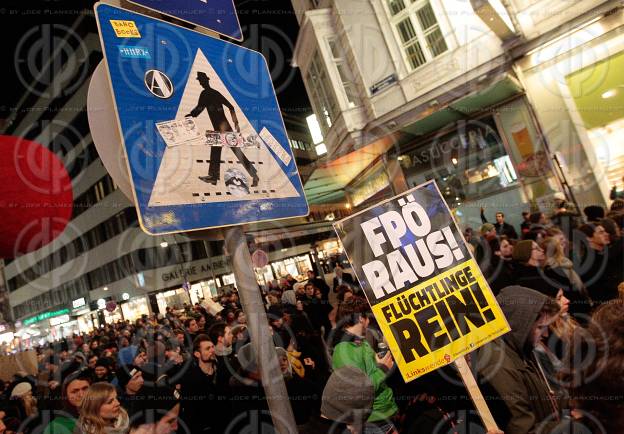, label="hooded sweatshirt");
[476,286,561,434]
